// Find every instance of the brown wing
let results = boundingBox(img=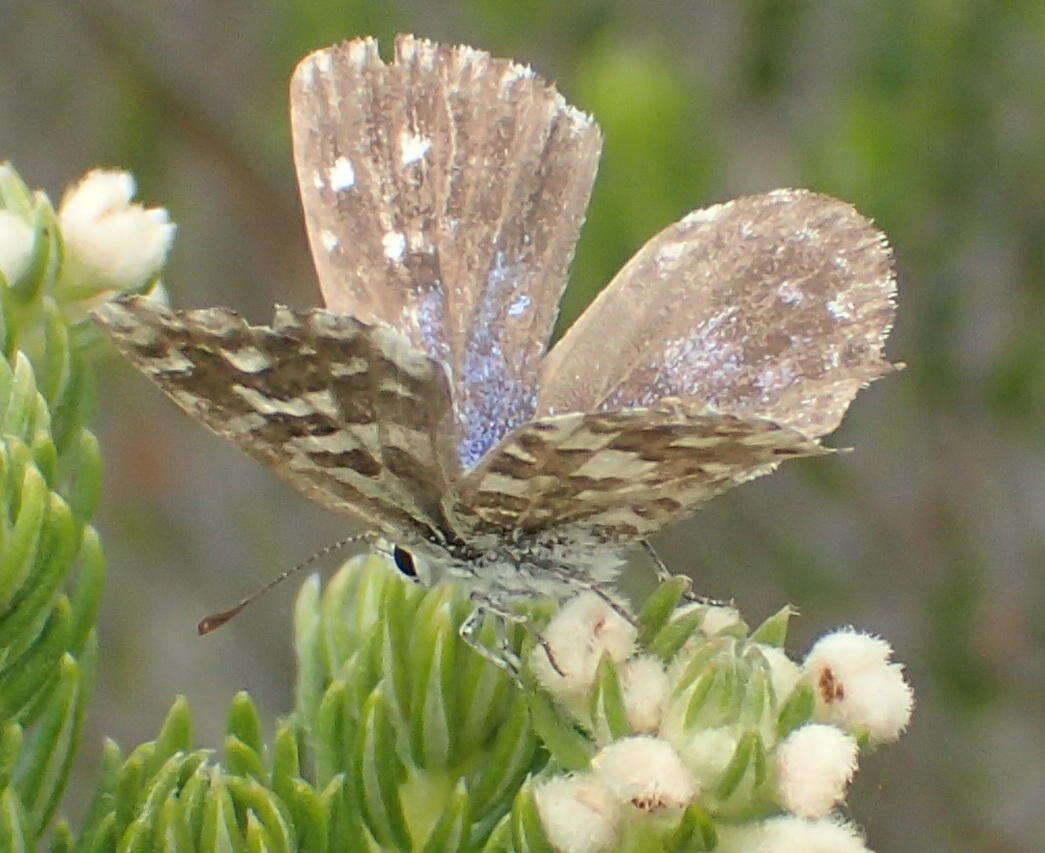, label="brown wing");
[537,189,897,440]
[446,399,827,543]
[94,296,460,544]
[290,34,603,467]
